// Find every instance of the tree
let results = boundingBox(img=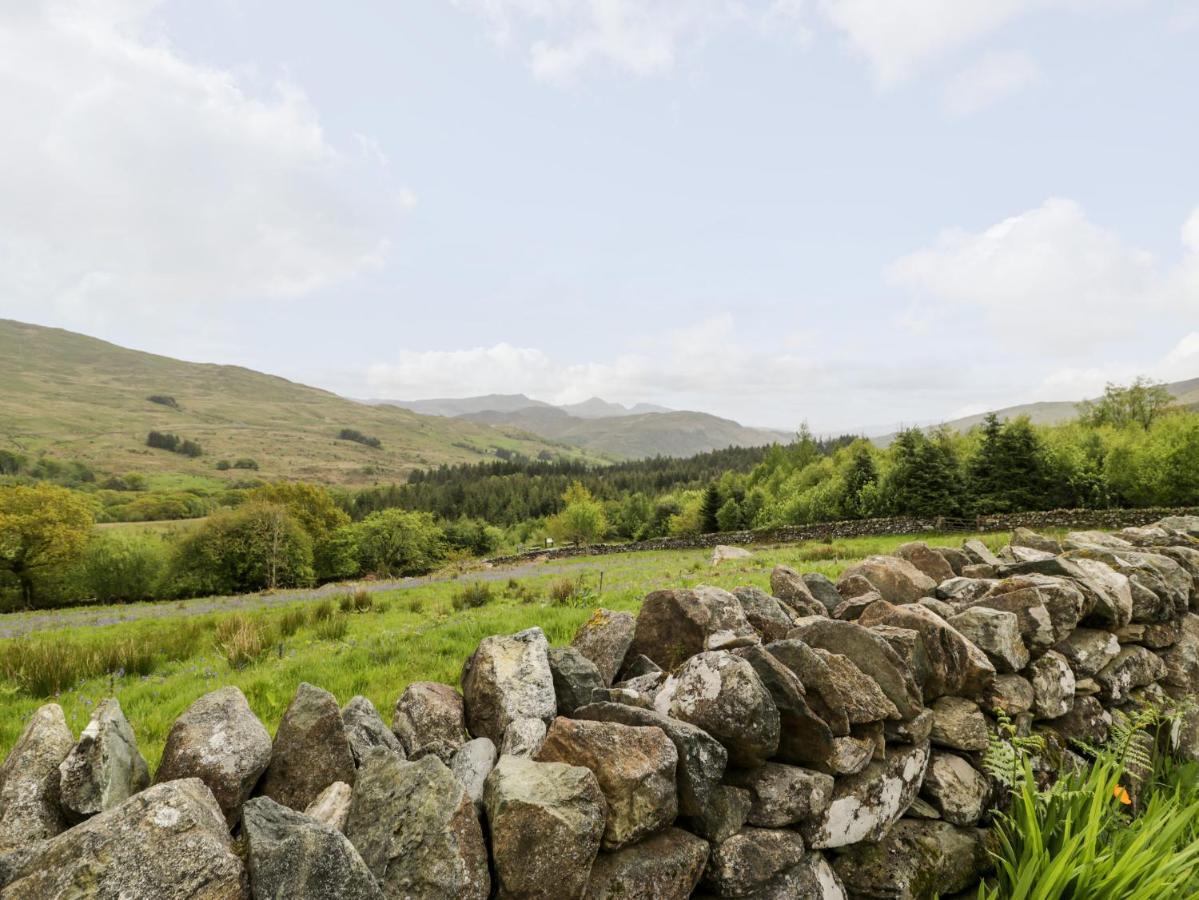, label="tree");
[885,428,965,517]
[0,484,95,607]
[842,443,879,518]
[700,484,722,533]
[547,482,608,545]
[352,509,445,576]
[969,416,1050,513]
[715,497,744,532]
[1079,377,1174,430]
[248,482,353,580]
